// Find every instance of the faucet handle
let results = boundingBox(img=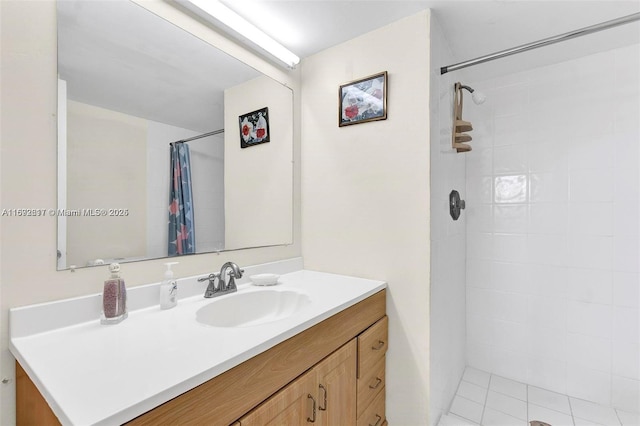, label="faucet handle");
[197,273,219,283]
[226,269,244,291]
[199,273,221,298]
